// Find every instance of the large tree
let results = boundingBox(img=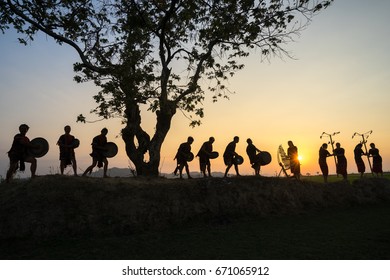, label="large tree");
[1,0,333,176]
